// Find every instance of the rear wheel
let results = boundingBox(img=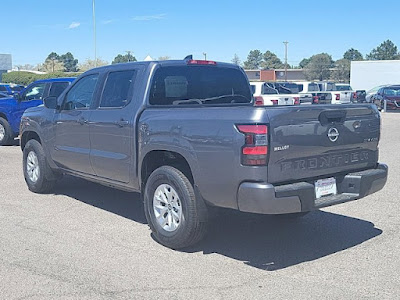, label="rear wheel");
[0,117,13,146]
[23,139,57,193]
[144,166,208,249]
